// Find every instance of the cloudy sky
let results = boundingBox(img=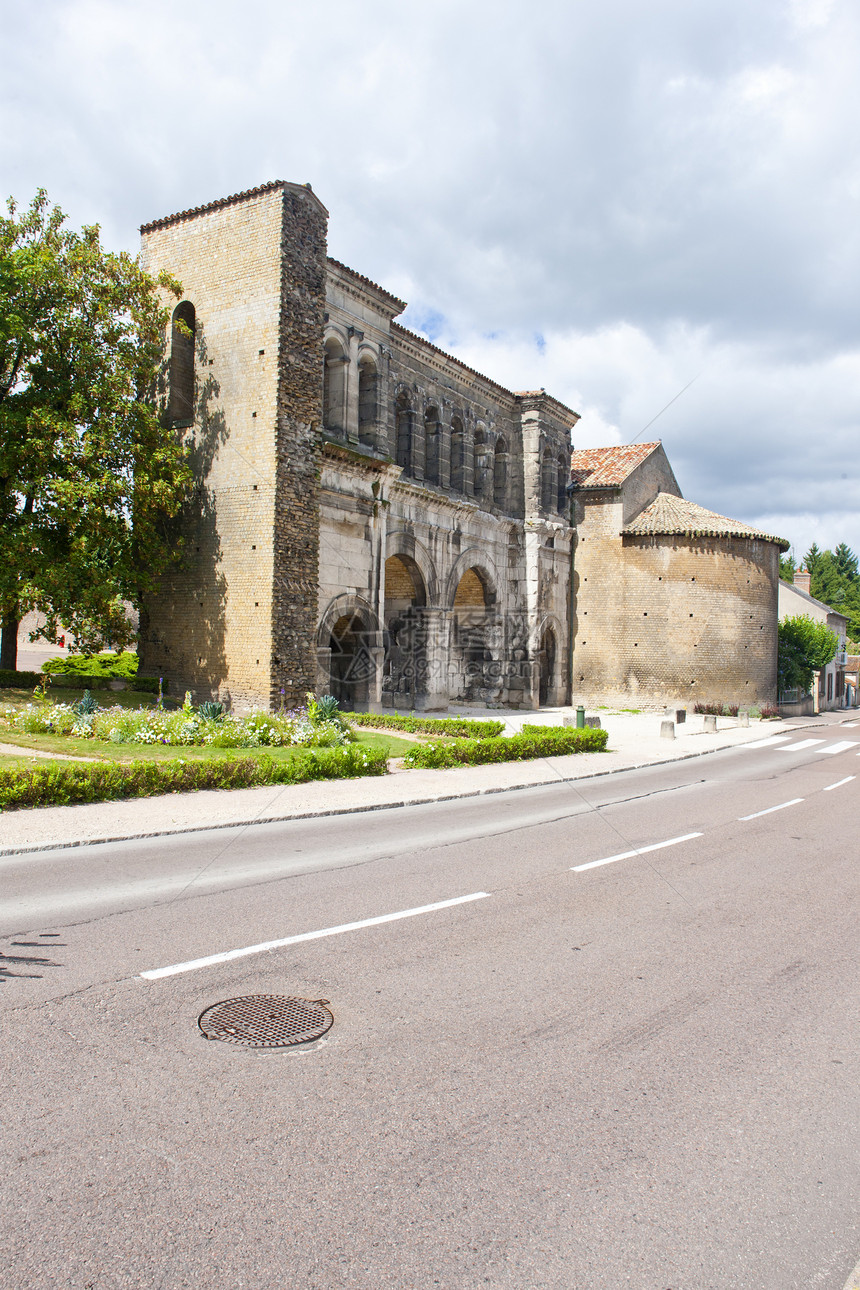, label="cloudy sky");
[4,0,859,560]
